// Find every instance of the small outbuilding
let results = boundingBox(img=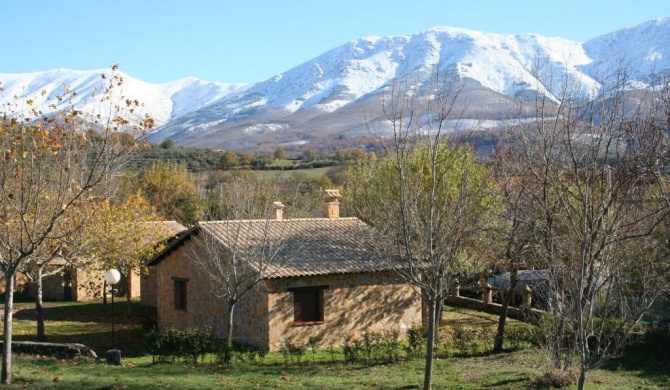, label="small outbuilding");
[148,191,422,351]
[27,221,187,303]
